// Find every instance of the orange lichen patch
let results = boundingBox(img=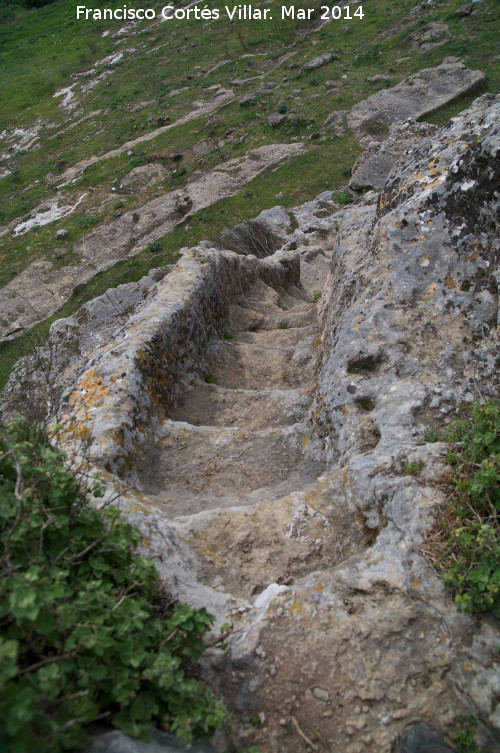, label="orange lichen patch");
[67,365,110,416]
[370,332,377,340]
[378,171,426,209]
[290,600,304,615]
[302,435,310,449]
[109,429,125,447]
[425,283,436,301]
[444,277,455,288]
[419,234,425,240]
[468,252,480,261]
[354,321,362,332]
[312,581,326,593]
[411,579,421,588]
[422,496,440,505]
[312,337,322,347]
